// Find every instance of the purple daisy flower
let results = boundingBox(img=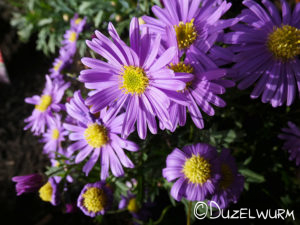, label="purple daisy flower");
[224,0,300,107]
[210,149,244,209]
[40,114,68,158]
[64,91,139,180]
[61,29,78,56]
[278,121,300,165]
[163,27,232,130]
[70,14,87,33]
[38,177,60,206]
[24,75,70,135]
[119,191,153,223]
[119,191,139,213]
[142,0,236,58]
[12,174,44,196]
[162,143,221,201]
[79,17,190,139]
[77,181,113,217]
